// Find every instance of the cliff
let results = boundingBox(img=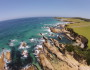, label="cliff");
[50,24,88,49]
[36,23,90,70]
[37,38,90,70]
